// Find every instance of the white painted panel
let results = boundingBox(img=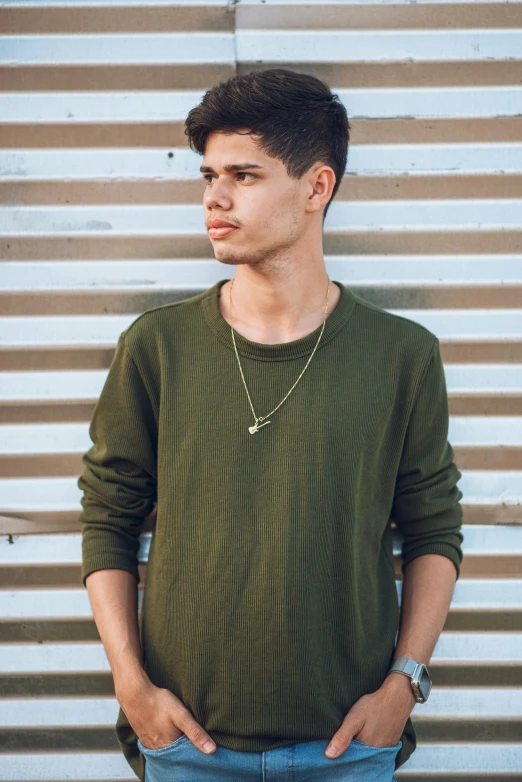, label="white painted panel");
[0,371,107,402]
[1,746,522,781]
[396,745,522,775]
[1,364,521,403]
[432,632,522,663]
[236,30,522,62]
[2,257,522,291]
[2,634,519,675]
[1,688,521,728]
[0,753,133,782]
[0,471,519,514]
[443,365,522,393]
[3,144,522,180]
[0,34,235,66]
[2,200,521,235]
[2,580,520,621]
[1,416,520,455]
[447,417,522,446]
[1,87,521,122]
[395,580,522,610]
[2,310,521,348]
[0,697,121,727]
[0,643,111,673]
[2,525,521,566]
